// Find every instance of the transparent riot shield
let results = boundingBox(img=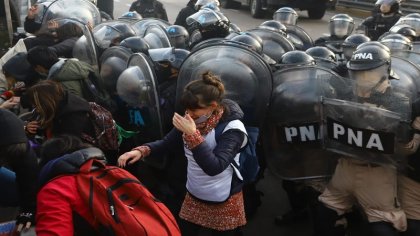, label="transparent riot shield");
[72,23,99,74]
[118,53,164,168]
[141,24,171,49]
[285,25,314,51]
[39,0,101,34]
[131,18,171,36]
[176,42,273,127]
[321,96,412,167]
[390,56,419,100]
[314,58,339,71]
[263,66,351,180]
[98,46,132,65]
[413,42,420,53]
[246,28,295,63]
